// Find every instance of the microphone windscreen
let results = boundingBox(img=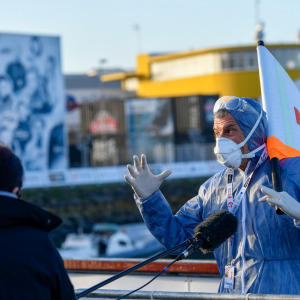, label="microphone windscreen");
[193,210,238,253]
